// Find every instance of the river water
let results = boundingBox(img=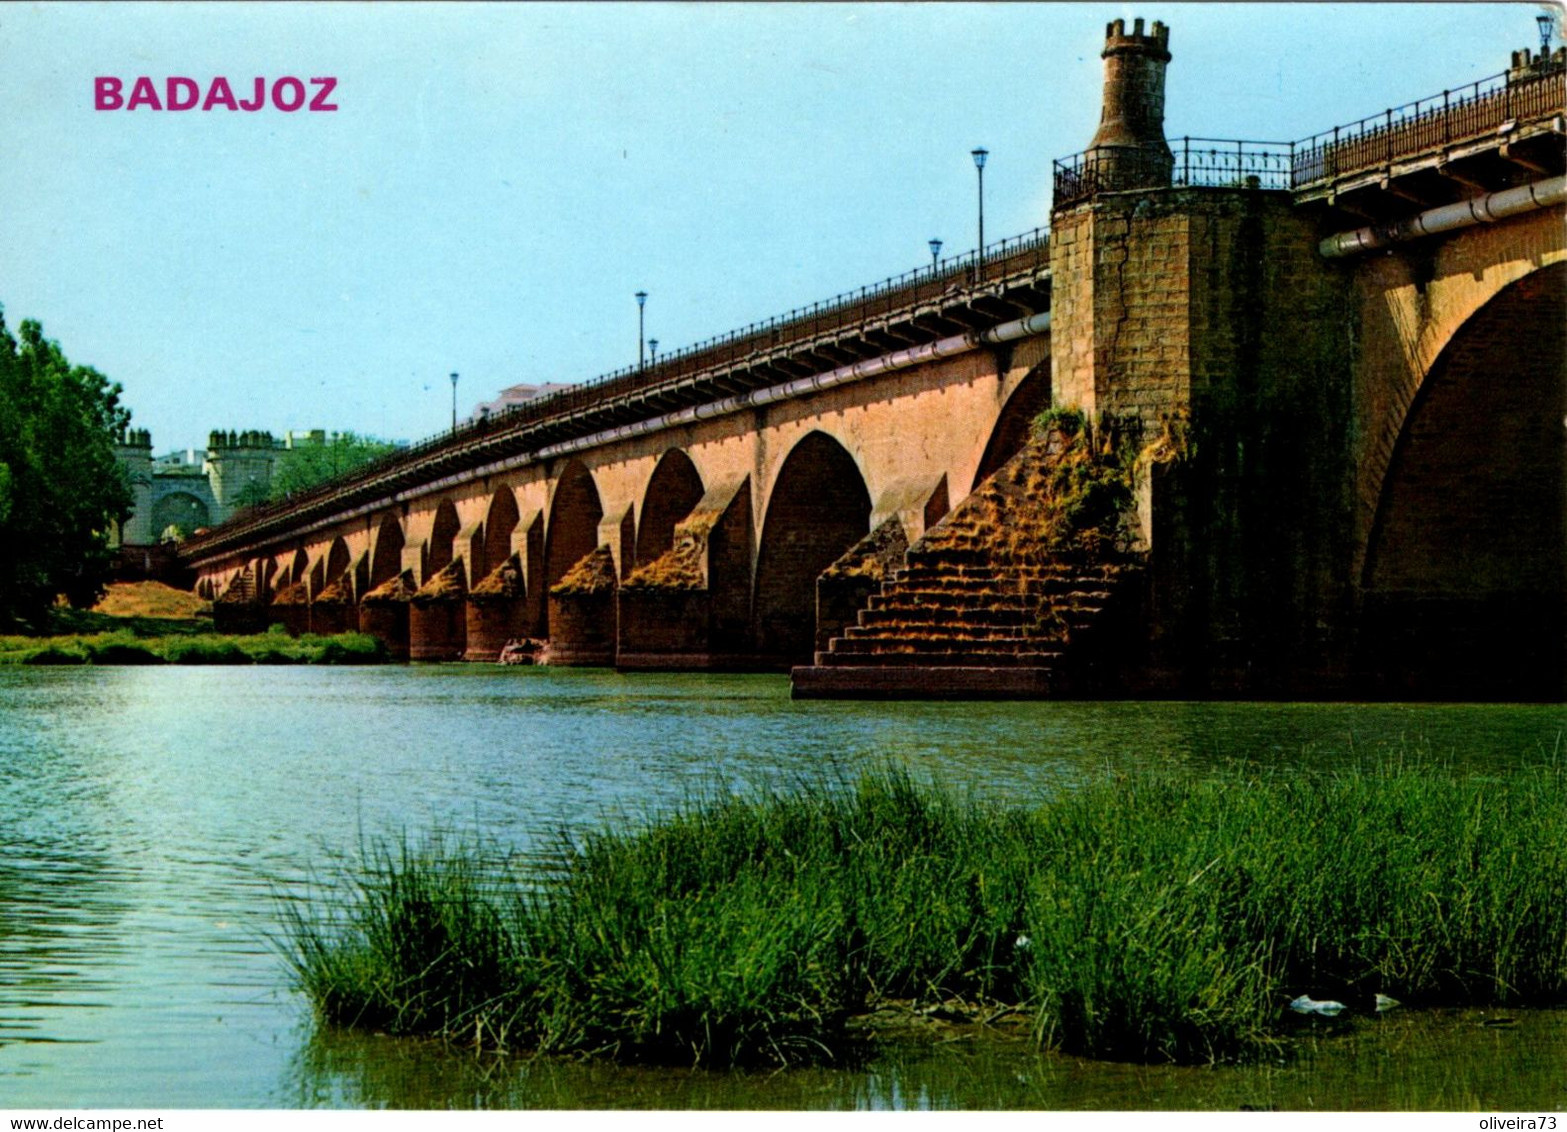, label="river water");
[1,665,1564,1110]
